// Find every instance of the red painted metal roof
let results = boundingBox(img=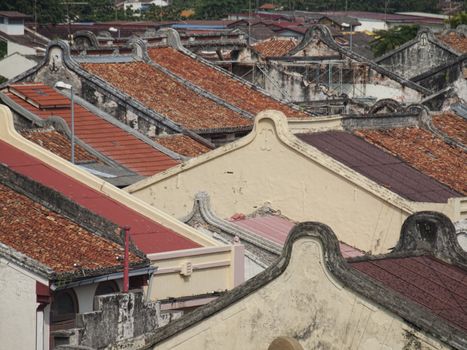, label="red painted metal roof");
[7,83,179,177]
[0,140,200,254]
[231,215,362,258]
[351,256,467,332]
